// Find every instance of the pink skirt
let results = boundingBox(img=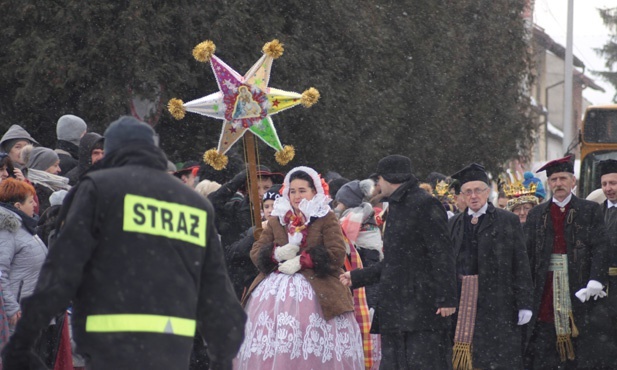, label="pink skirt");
[234,273,364,370]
